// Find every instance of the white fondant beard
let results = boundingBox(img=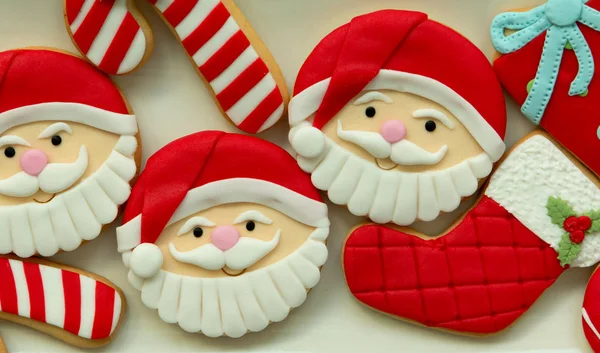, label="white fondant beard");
[169,230,281,271]
[127,229,328,338]
[295,130,492,224]
[337,121,448,166]
[0,145,89,197]
[485,135,600,268]
[0,136,138,258]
